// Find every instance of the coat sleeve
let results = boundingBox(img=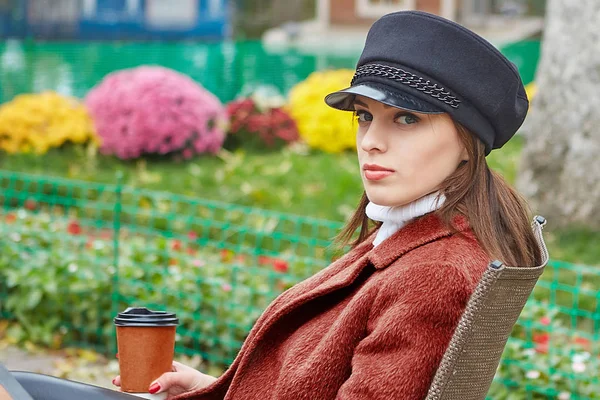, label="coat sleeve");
[335,262,474,400]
